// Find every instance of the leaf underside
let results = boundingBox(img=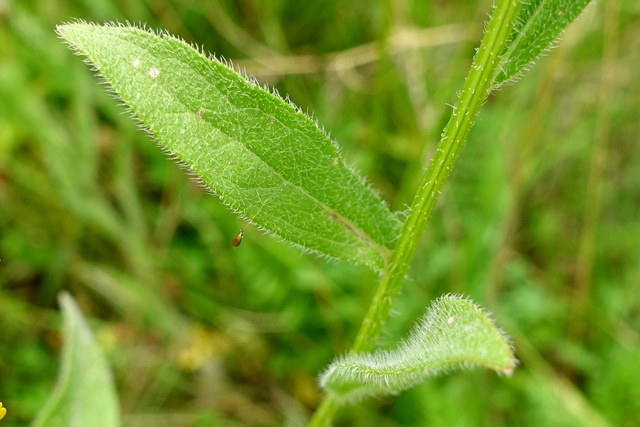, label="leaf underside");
[31,293,120,427]
[320,295,516,402]
[56,22,402,270]
[494,0,591,85]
